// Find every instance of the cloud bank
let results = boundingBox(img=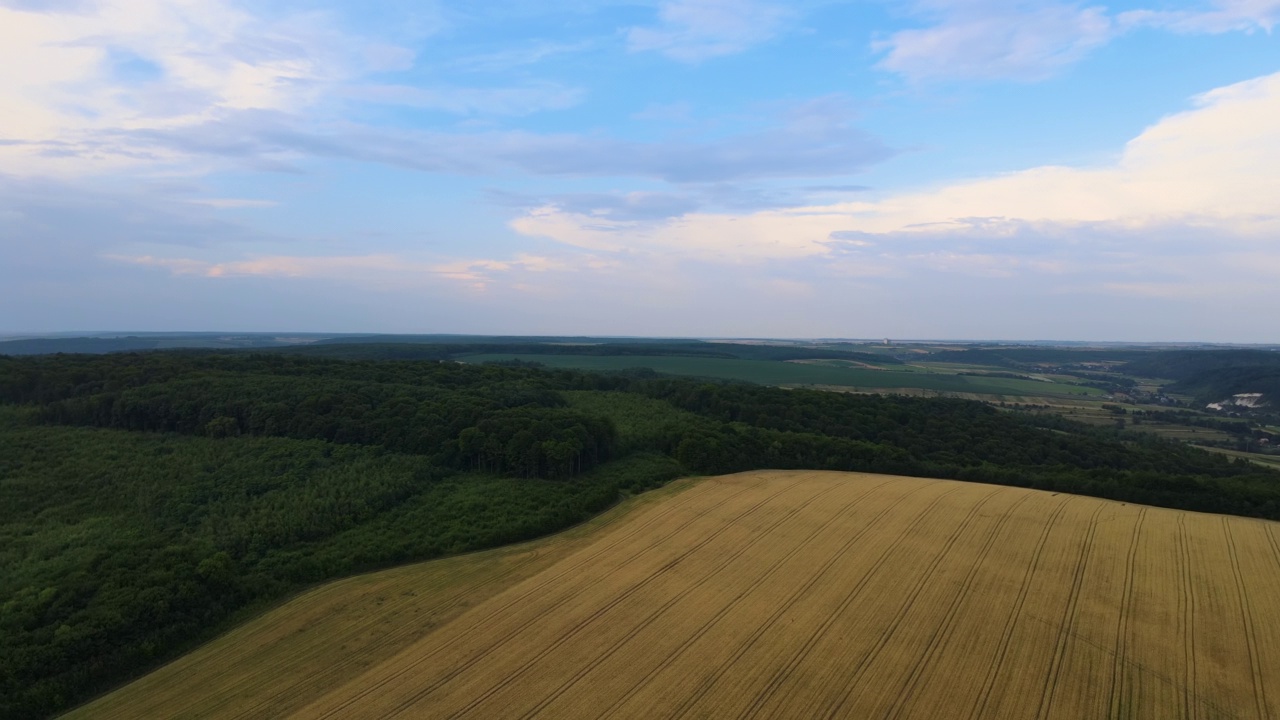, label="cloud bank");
[511,71,1280,299]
